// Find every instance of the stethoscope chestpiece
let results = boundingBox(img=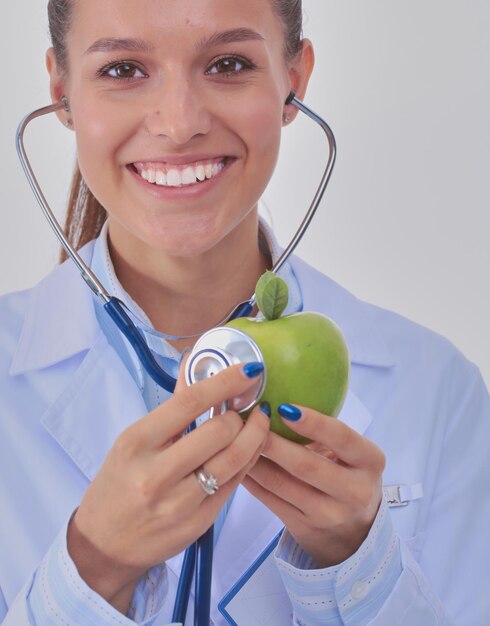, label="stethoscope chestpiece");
[185,326,266,413]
